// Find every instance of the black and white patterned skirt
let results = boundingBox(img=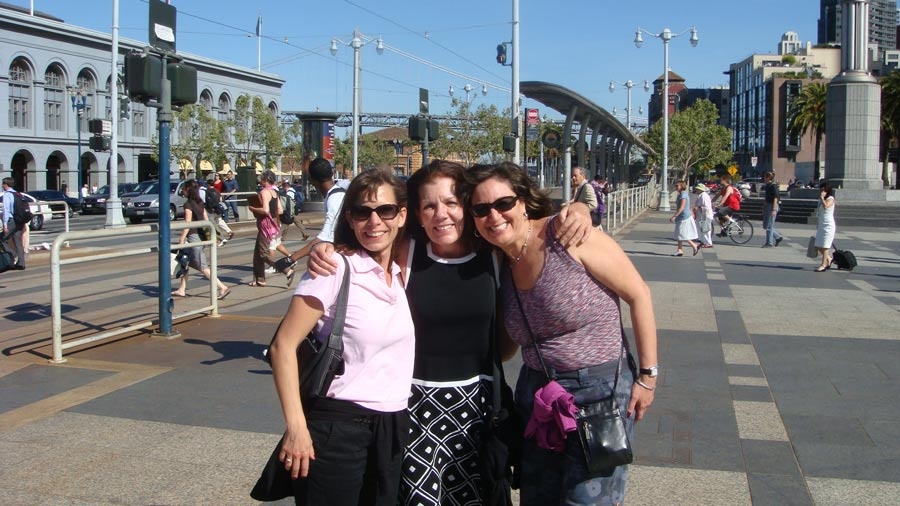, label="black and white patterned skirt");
[399,375,492,506]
